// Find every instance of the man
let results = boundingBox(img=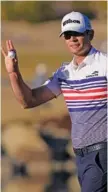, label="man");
[1,11,107,192]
